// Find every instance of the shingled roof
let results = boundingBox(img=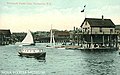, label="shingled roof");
[0,29,11,35]
[81,18,115,28]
